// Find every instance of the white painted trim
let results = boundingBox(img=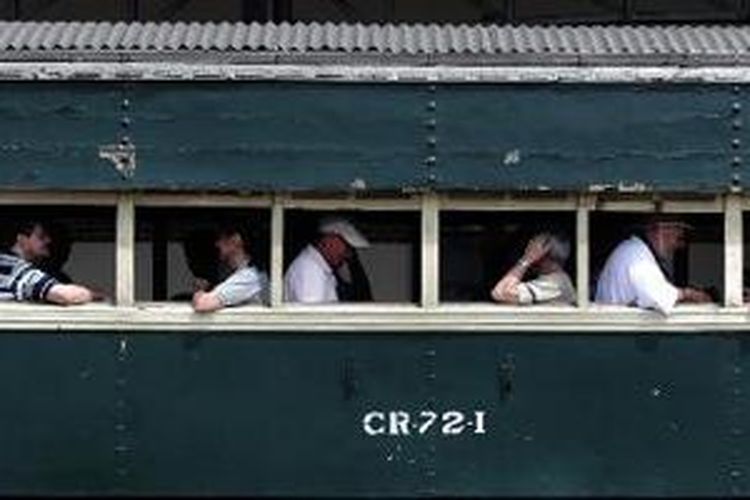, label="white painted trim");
[593,197,724,213]
[725,194,744,307]
[0,189,739,329]
[116,193,135,306]
[280,196,420,211]
[270,196,284,308]
[440,195,577,211]
[0,303,746,332]
[0,191,117,205]
[421,193,440,309]
[4,62,750,83]
[576,195,592,308]
[135,193,272,207]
